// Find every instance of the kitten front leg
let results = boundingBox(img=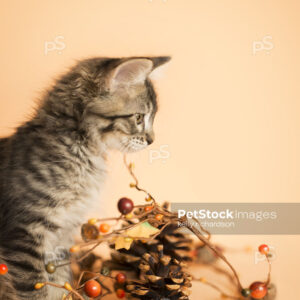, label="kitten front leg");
[43,233,74,300]
[47,265,72,300]
[0,245,48,299]
[0,226,71,299]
